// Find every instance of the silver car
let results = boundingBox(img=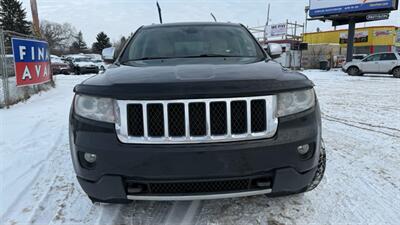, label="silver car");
[343,52,400,78]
